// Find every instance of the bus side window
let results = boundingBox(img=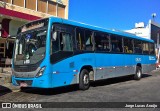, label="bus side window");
[123,38,133,53]
[149,43,155,55]
[134,40,142,54]
[111,35,123,53]
[76,28,85,50]
[85,30,94,51]
[60,32,73,51]
[94,32,110,52]
[142,42,149,54]
[51,31,73,53]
